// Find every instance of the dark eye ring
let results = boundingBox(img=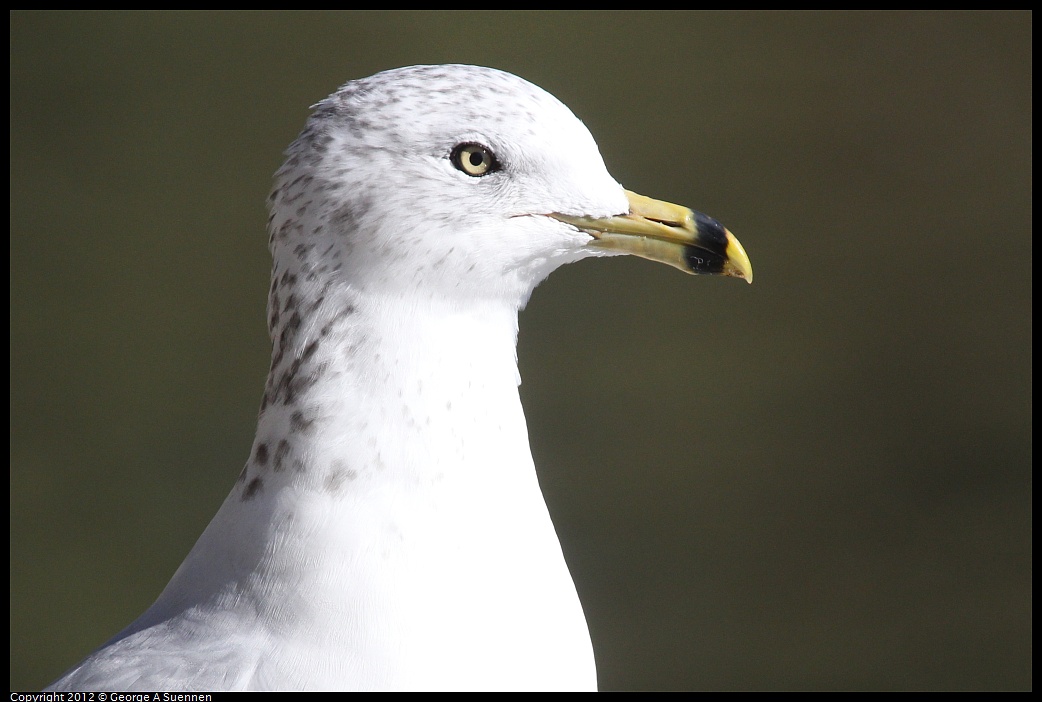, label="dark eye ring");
[451,143,499,177]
